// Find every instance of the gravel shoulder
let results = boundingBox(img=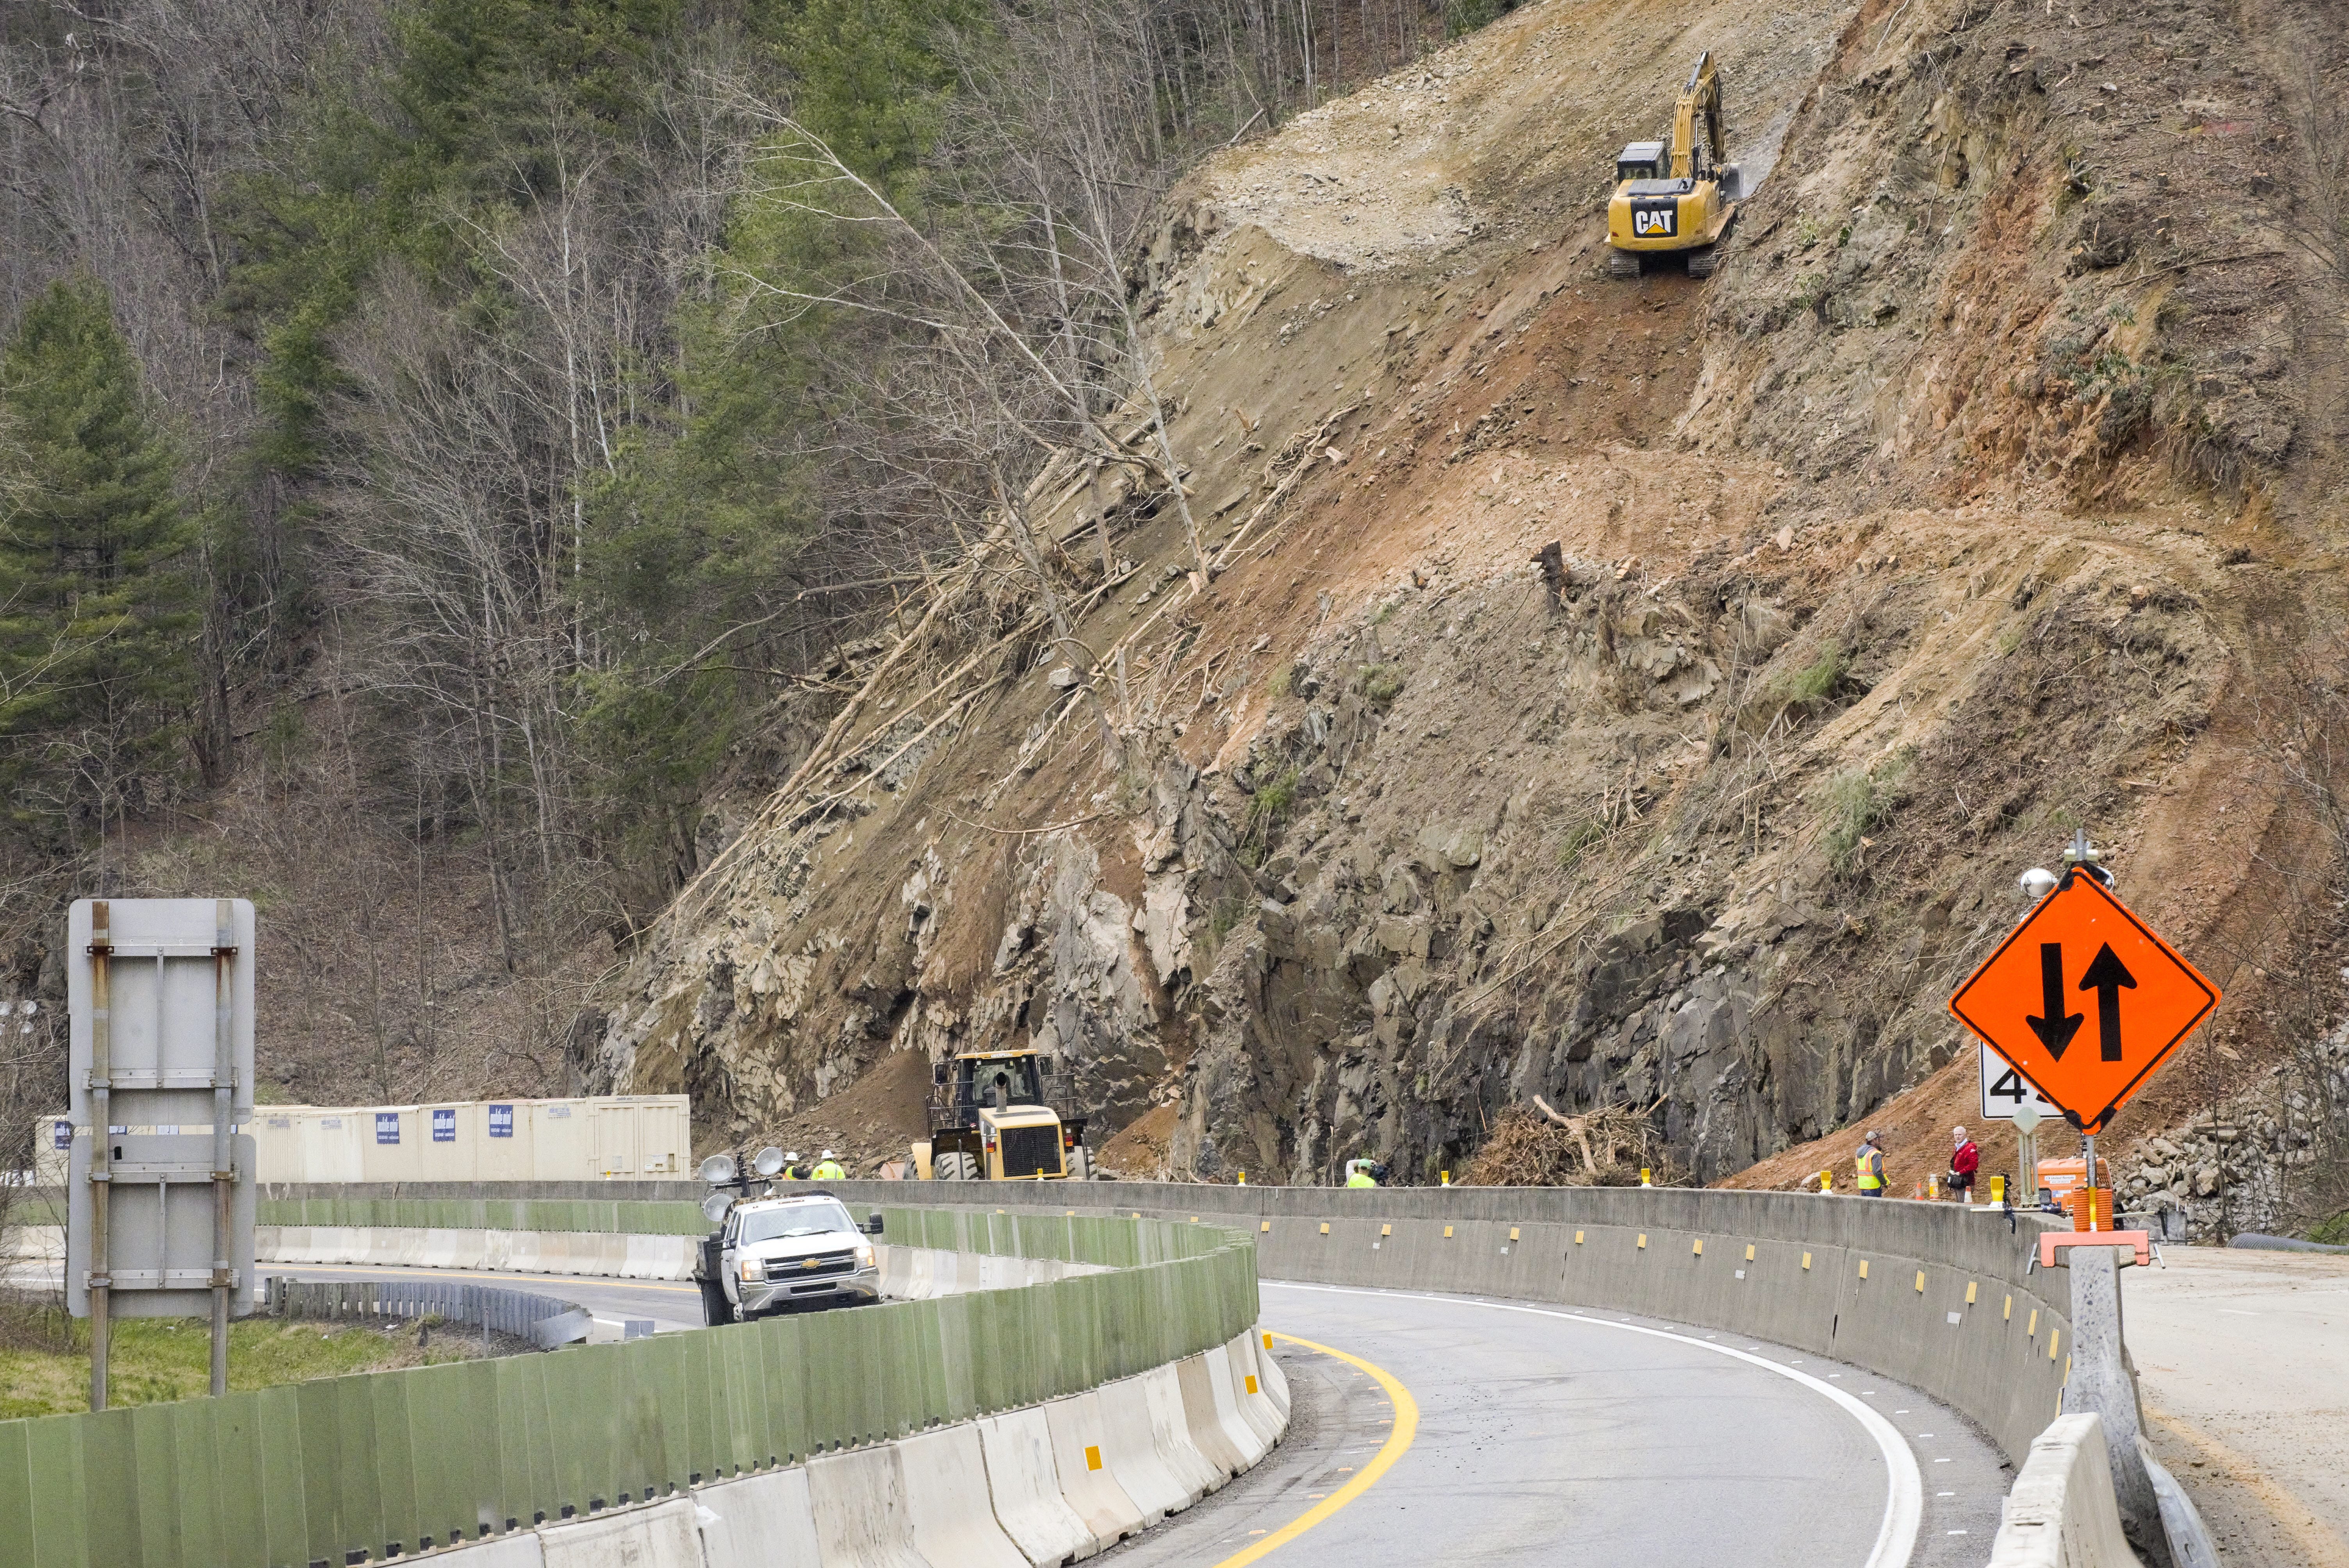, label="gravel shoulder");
[2125,1247,2349,1568]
